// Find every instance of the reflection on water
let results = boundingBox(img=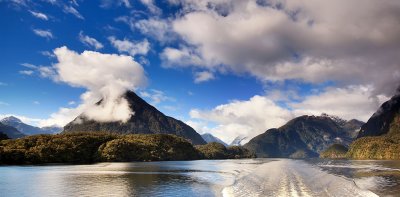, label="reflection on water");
[0,159,399,197]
